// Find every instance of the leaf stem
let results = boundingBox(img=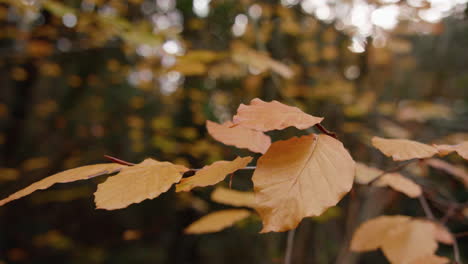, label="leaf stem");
[104,155,136,166]
[315,123,338,139]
